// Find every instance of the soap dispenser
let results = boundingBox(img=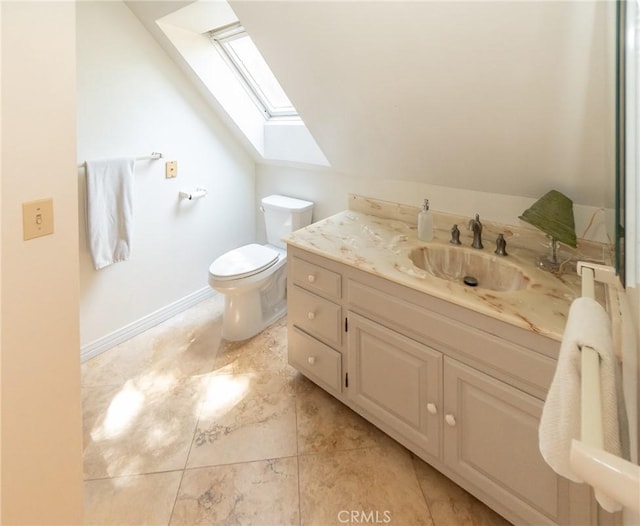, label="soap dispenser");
[417,199,434,242]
